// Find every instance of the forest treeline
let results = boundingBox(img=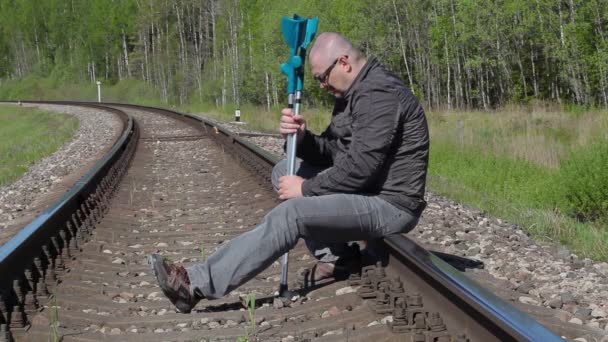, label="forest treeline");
[0,0,607,110]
